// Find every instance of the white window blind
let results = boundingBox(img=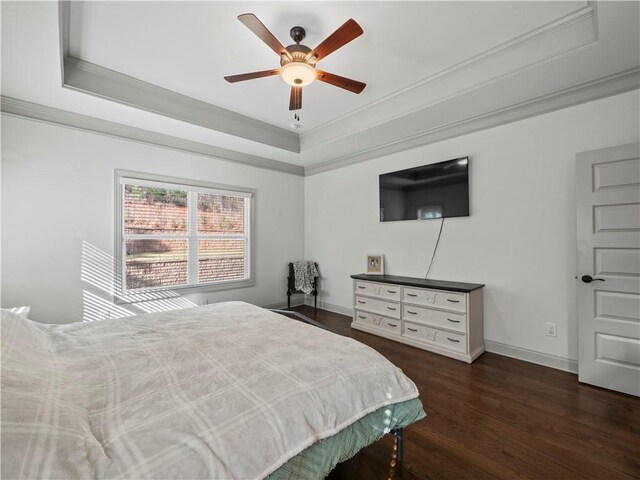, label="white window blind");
[118,174,253,292]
